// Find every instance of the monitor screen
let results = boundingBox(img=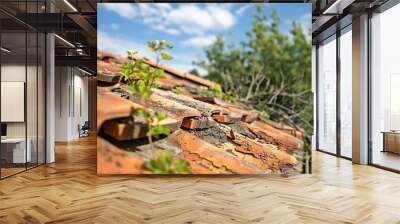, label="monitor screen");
[1,123,6,137]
